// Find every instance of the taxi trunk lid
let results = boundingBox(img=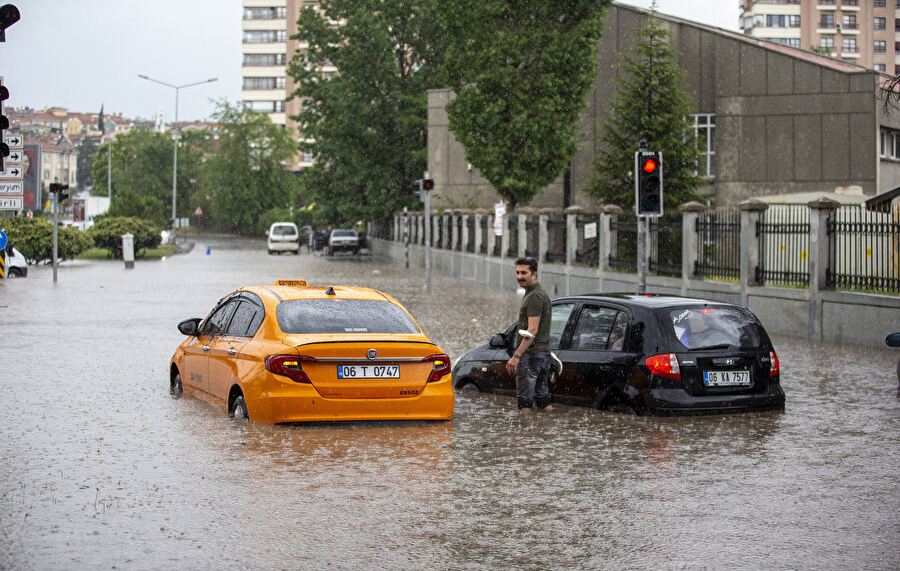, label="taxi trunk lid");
[289,339,445,399]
